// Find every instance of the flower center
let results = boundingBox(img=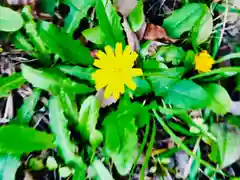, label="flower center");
[112,67,123,73]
